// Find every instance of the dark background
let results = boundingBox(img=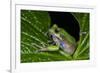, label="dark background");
[48,11,80,41]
